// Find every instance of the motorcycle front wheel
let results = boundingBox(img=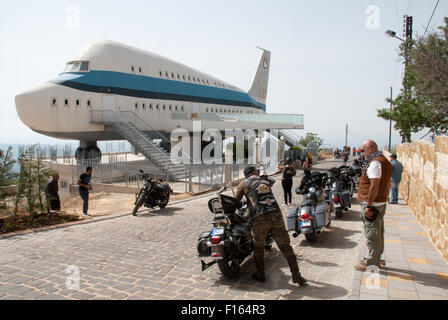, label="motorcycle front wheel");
[132,194,145,216]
